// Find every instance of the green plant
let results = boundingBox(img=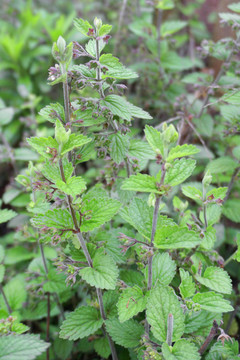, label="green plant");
[1,3,240,360]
